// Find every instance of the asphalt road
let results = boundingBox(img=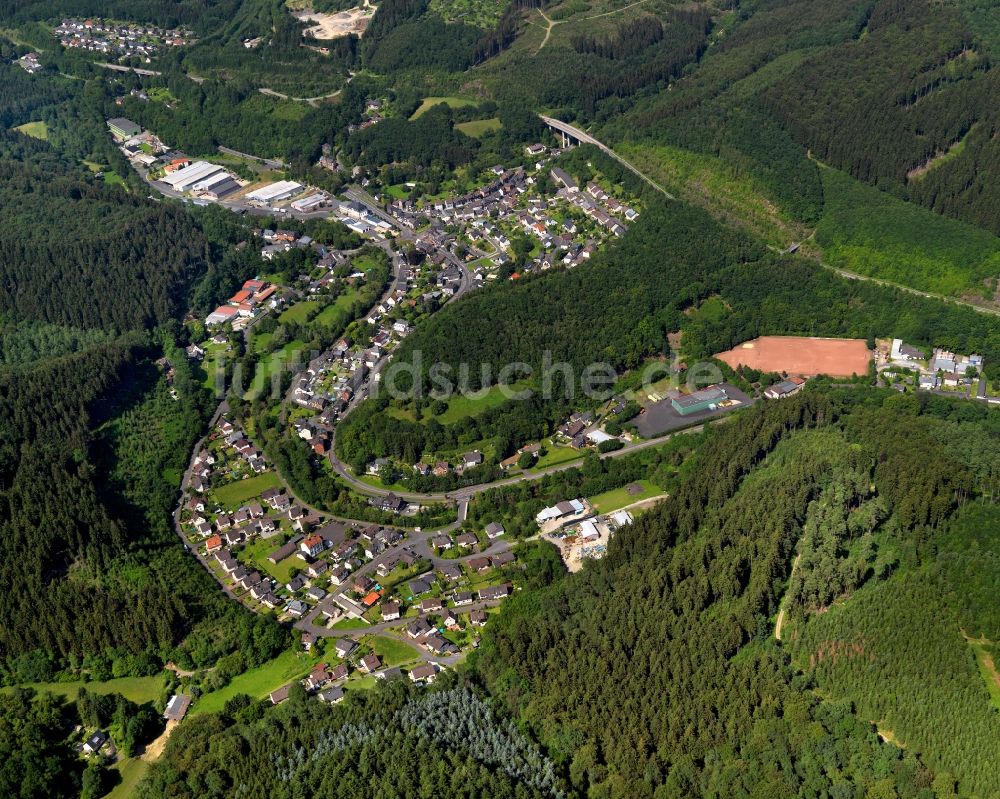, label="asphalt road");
[327,420,715,504]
